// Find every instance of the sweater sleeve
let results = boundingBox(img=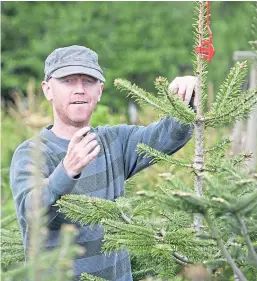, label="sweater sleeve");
[10,141,79,225]
[116,116,194,180]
